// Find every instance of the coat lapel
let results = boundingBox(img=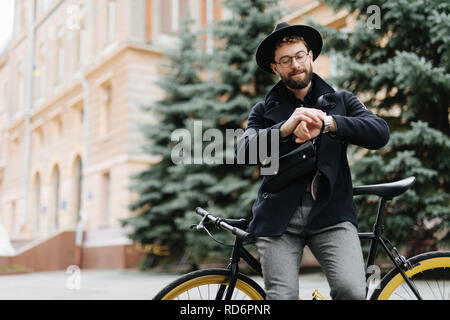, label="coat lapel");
[262,73,336,124]
[263,101,294,124]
